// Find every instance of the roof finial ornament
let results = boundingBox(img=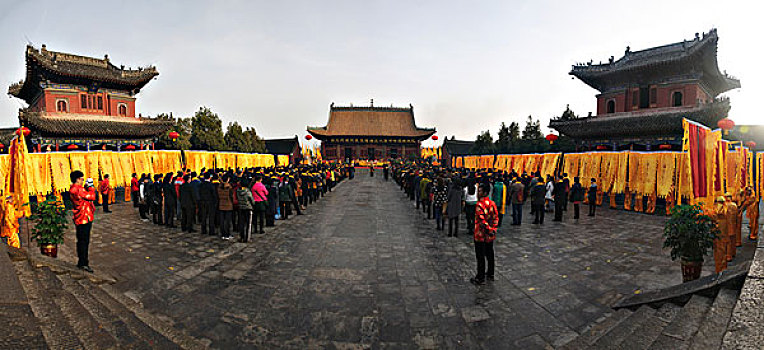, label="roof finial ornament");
[370,98,373,107]
[609,56,614,64]
[695,32,700,41]
[625,46,630,55]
